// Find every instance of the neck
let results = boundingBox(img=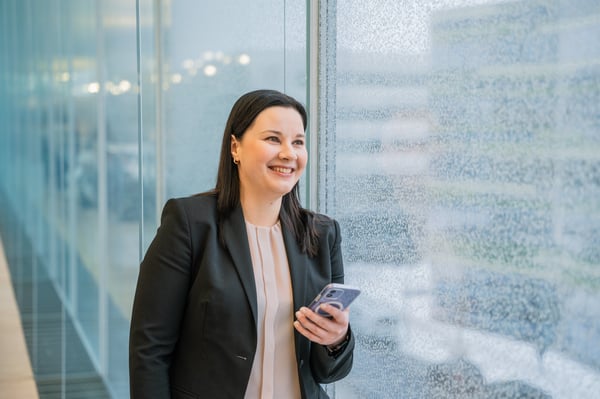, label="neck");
[240,192,282,227]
